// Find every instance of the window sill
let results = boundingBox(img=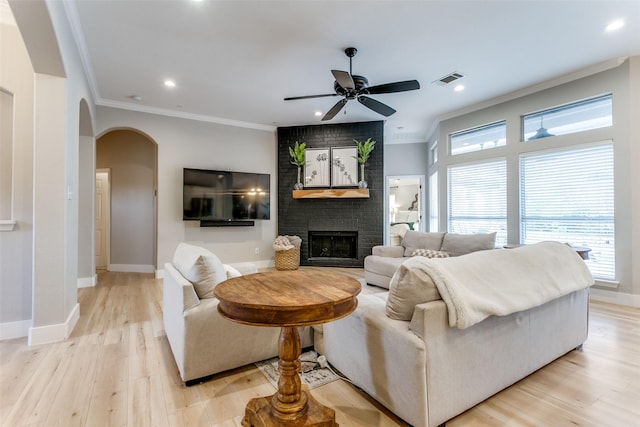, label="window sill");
[0,220,16,232]
[592,279,619,289]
